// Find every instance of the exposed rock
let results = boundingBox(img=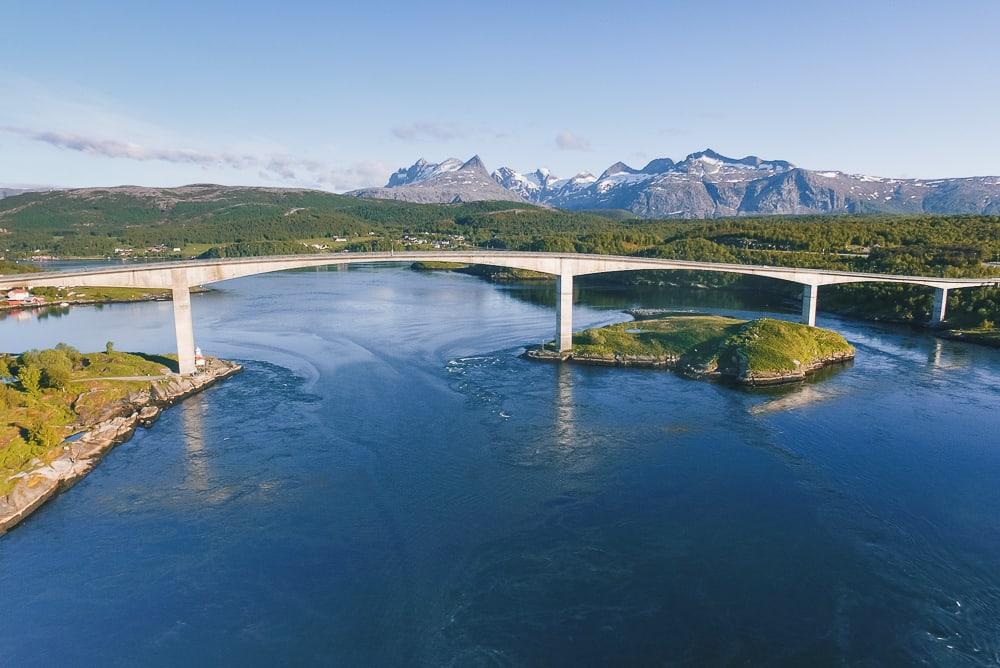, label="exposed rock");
[0,358,242,534]
[351,155,525,204]
[361,149,1000,217]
